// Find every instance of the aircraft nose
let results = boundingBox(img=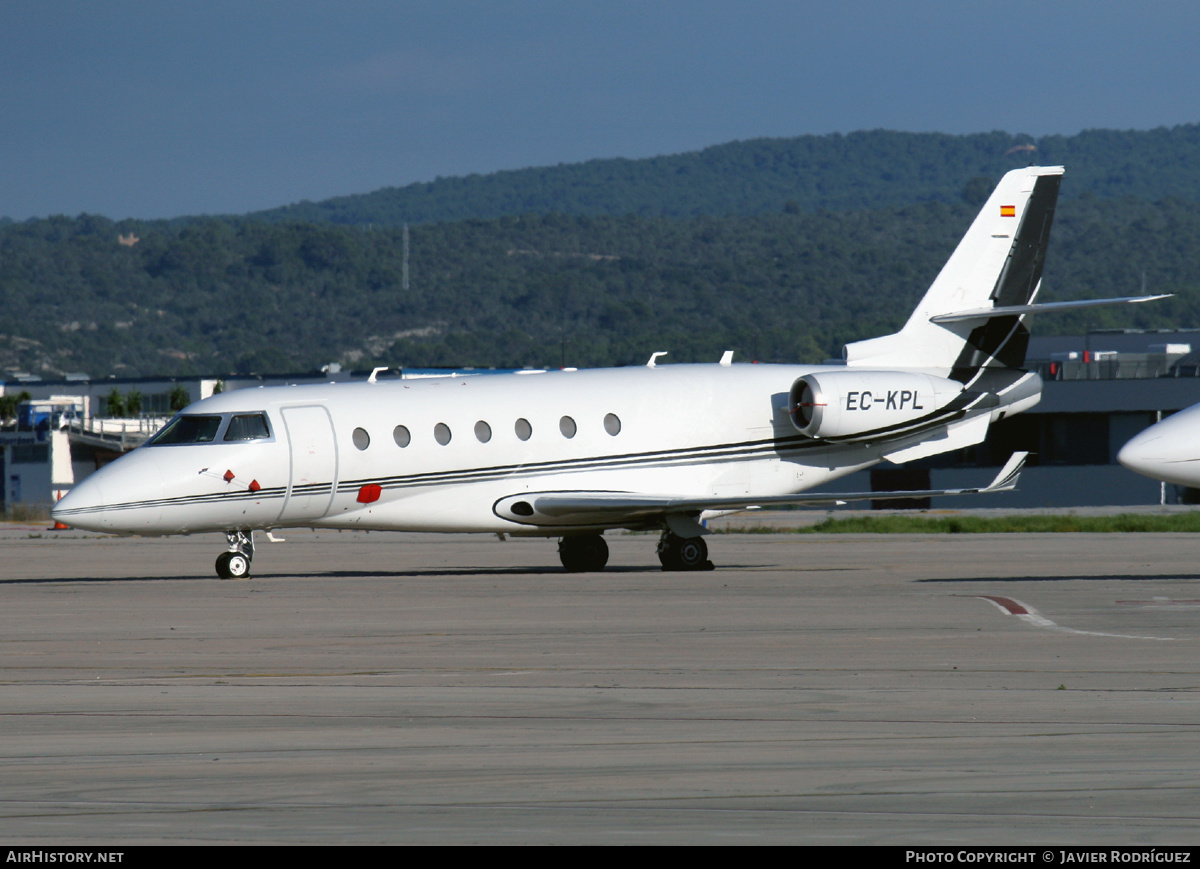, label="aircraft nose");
[1117,430,1165,478]
[51,451,165,533]
[51,474,109,531]
[1117,406,1200,486]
